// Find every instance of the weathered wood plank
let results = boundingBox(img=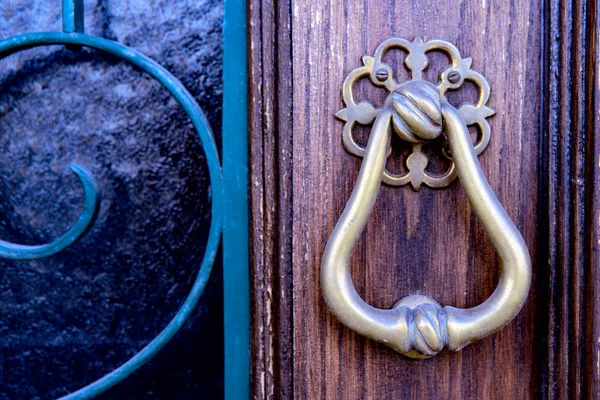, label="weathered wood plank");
[585,2,600,397]
[541,0,600,398]
[249,0,294,398]
[289,1,541,398]
[249,0,600,397]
